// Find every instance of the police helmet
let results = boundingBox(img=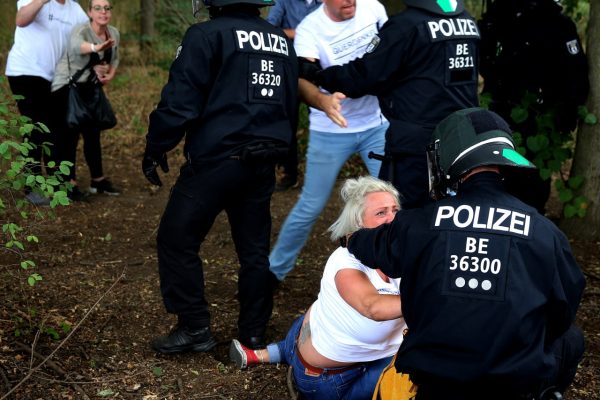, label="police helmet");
[404,0,464,15]
[427,107,536,198]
